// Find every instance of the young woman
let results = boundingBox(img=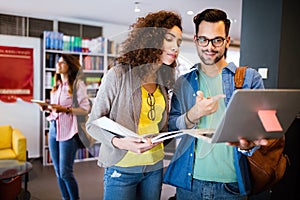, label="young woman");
[42,54,90,200]
[86,10,183,200]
